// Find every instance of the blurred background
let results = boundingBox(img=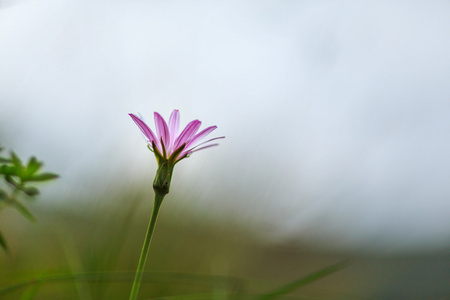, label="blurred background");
[1,0,450,299]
